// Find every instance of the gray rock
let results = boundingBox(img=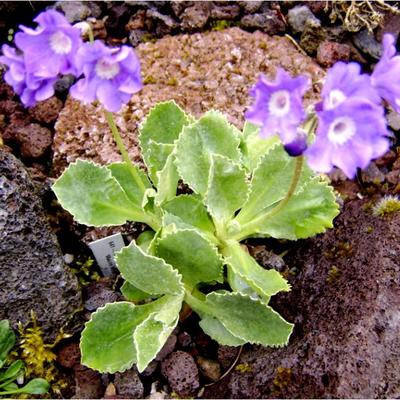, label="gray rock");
[55,1,91,23]
[353,29,382,60]
[241,10,285,35]
[146,9,179,35]
[129,29,147,47]
[0,149,81,340]
[238,1,263,14]
[300,18,326,55]
[161,351,199,397]
[287,5,320,34]
[114,367,144,399]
